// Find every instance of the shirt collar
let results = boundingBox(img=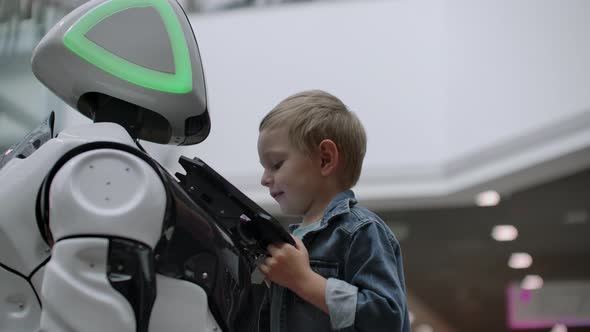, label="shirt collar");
[288,190,357,232]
